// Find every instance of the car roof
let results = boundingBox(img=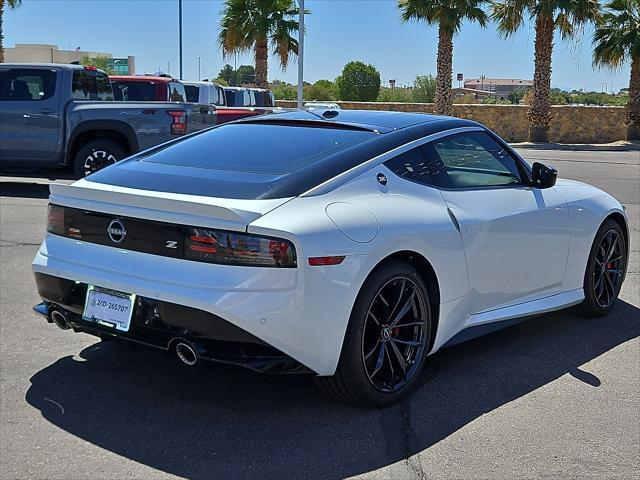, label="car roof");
[182,81,210,86]
[110,75,174,82]
[240,109,478,133]
[1,63,94,70]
